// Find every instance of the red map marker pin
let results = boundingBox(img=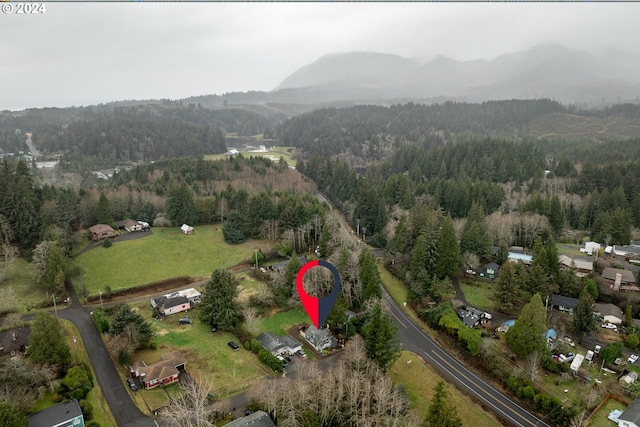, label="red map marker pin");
[296,260,341,329]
